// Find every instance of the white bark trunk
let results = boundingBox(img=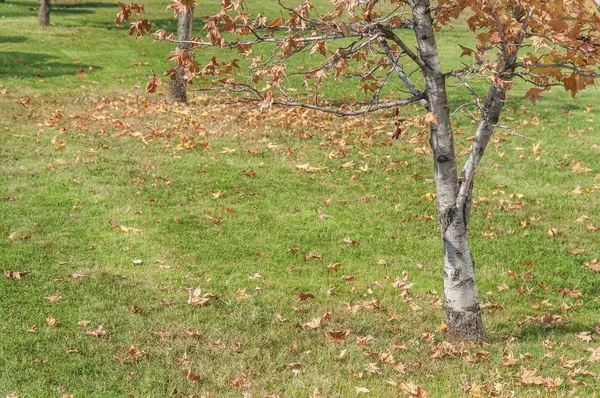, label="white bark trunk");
[168,8,194,104]
[412,0,486,341]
